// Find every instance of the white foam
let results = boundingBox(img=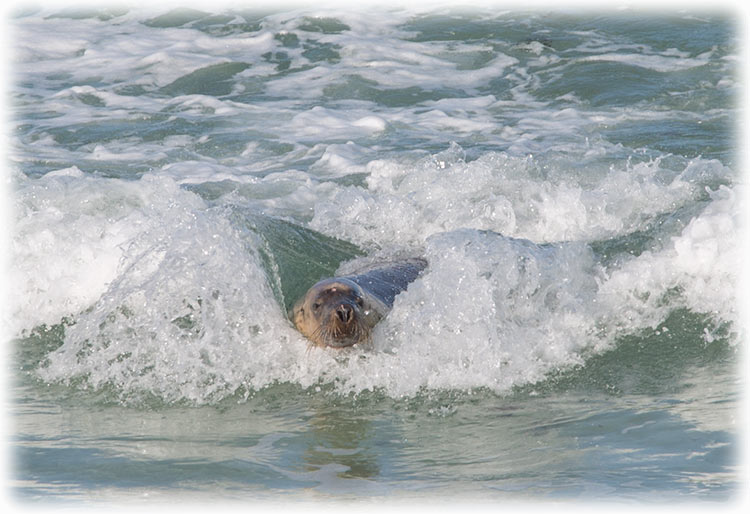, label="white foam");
[309,144,729,247]
[577,51,713,73]
[90,143,168,162]
[597,185,743,337]
[288,106,387,140]
[9,171,194,336]
[308,141,373,177]
[29,173,302,404]
[12,11,273,95]
[160,161,262,185]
